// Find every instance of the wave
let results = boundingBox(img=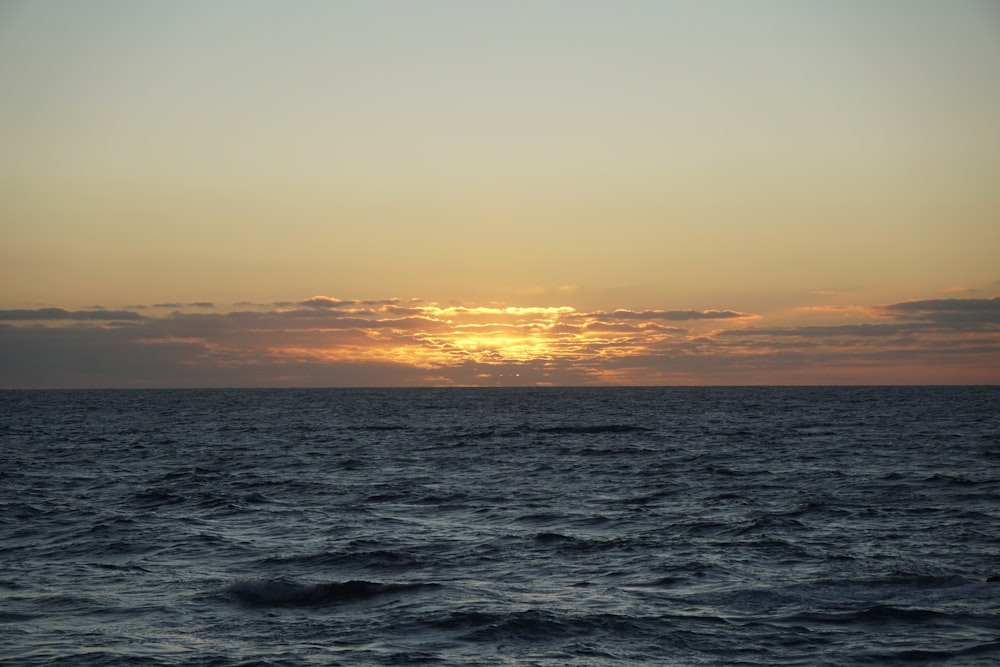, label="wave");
[221,579,438,607]
[790,604,957,625]
[534,424,650,435]
[256,548,428,571]
[418,423,651,442]
[8,387,1000,665]
[0,611,38,623]
[419,607,676,648]
[867,638,1000,663]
